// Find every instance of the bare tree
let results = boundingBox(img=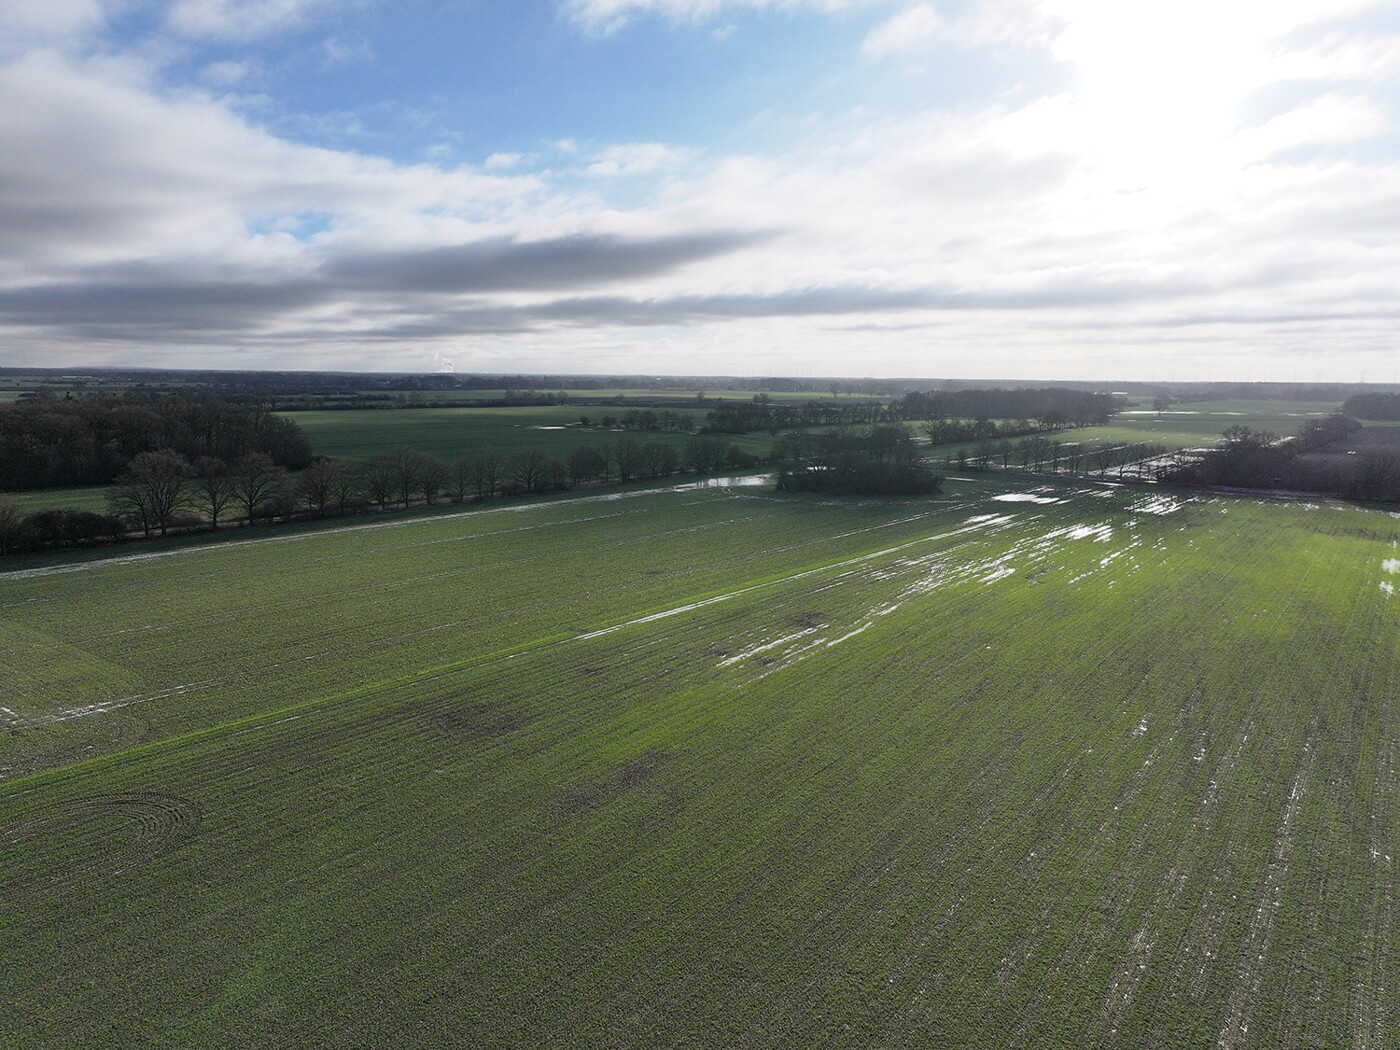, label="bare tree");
[108,449,192,537]
[326,460,363,515]
[567,445,606,487]
[417,454,448,504]
[360,454,398,508]
[466,450,503,500]
[298,458,341,516]
[0,498,26,555]
[510,448,547,493]
[232,453,287,523]
[613,438,643,483]
[390,447,423,507]
[191,456,235,529]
